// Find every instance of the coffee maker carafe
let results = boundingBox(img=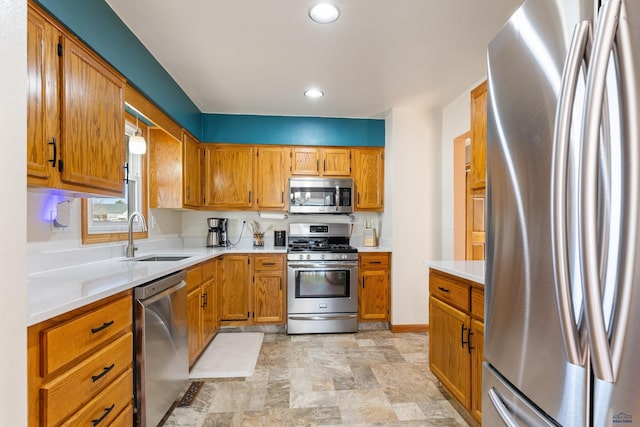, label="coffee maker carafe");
[206,217,228,247]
